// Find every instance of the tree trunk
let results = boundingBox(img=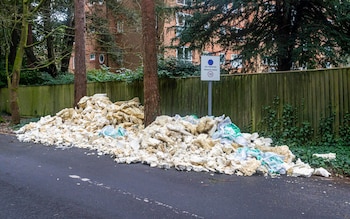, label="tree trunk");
[10,0,30,124]
[43,0,58,78]
[46,32,58,77]
[276,1,293,71]
[25,24,37,68]
[61,10,75,73]
[47,34,58,77]
[74,0,87,106]
[141,0,161,126]
[9,29,20,68]
[25,24,49,72]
